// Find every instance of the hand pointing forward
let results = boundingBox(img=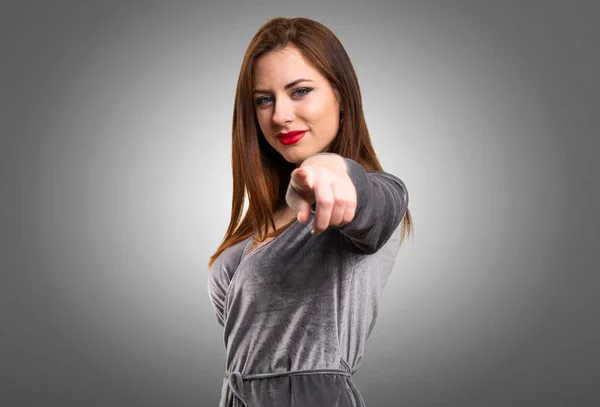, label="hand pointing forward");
[285,153,357,235]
